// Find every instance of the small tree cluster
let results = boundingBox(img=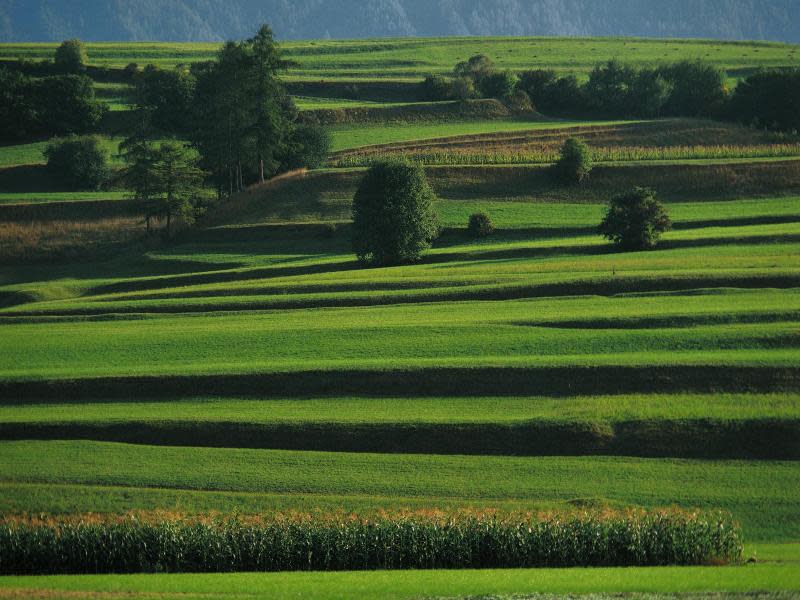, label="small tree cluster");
[599,187,672,250]
[418,54,520,103]
[352,160,439,265]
